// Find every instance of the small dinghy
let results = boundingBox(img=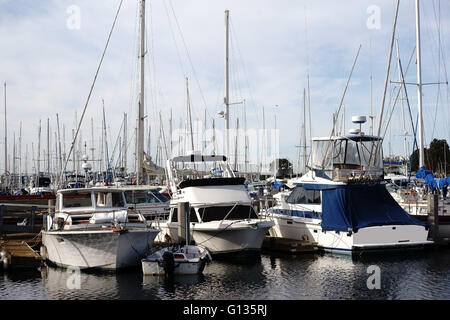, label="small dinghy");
[142,244,211,276]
